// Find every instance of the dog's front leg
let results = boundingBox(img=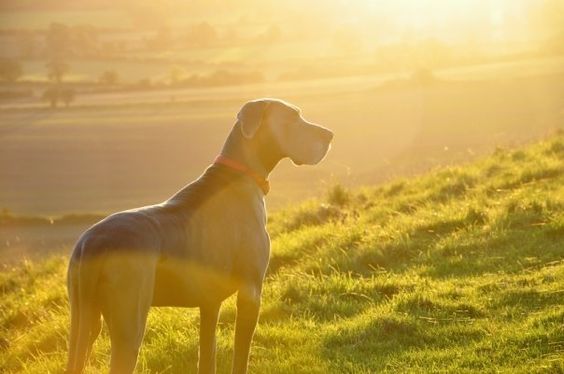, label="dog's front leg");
[198,303,221,374]
[231,284,261,374]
